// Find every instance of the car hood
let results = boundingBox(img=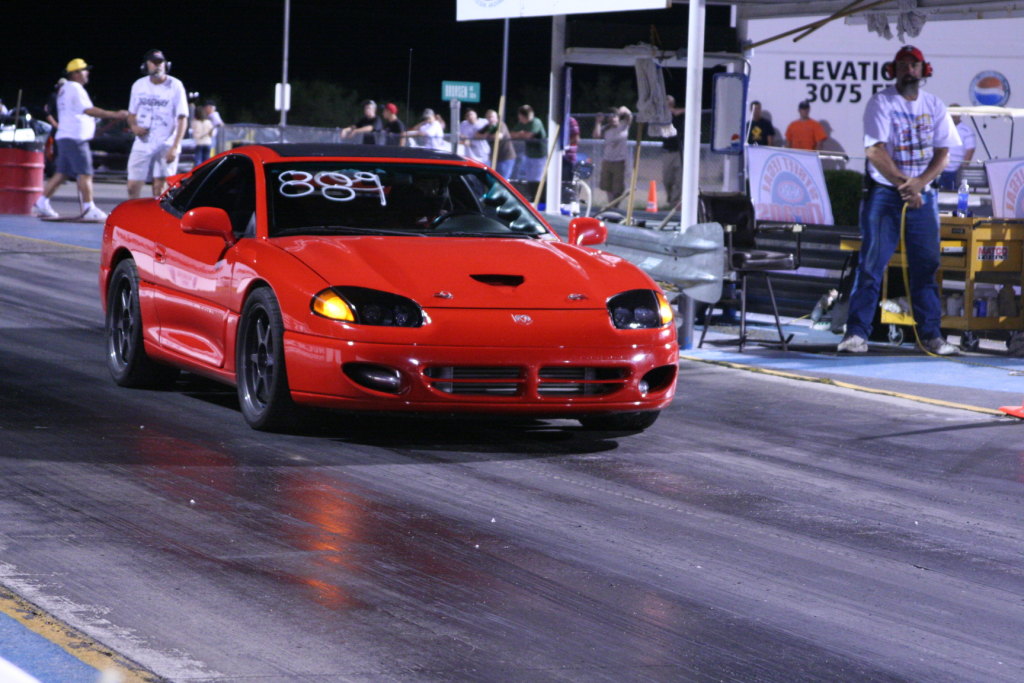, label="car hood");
[273,235,647,309]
